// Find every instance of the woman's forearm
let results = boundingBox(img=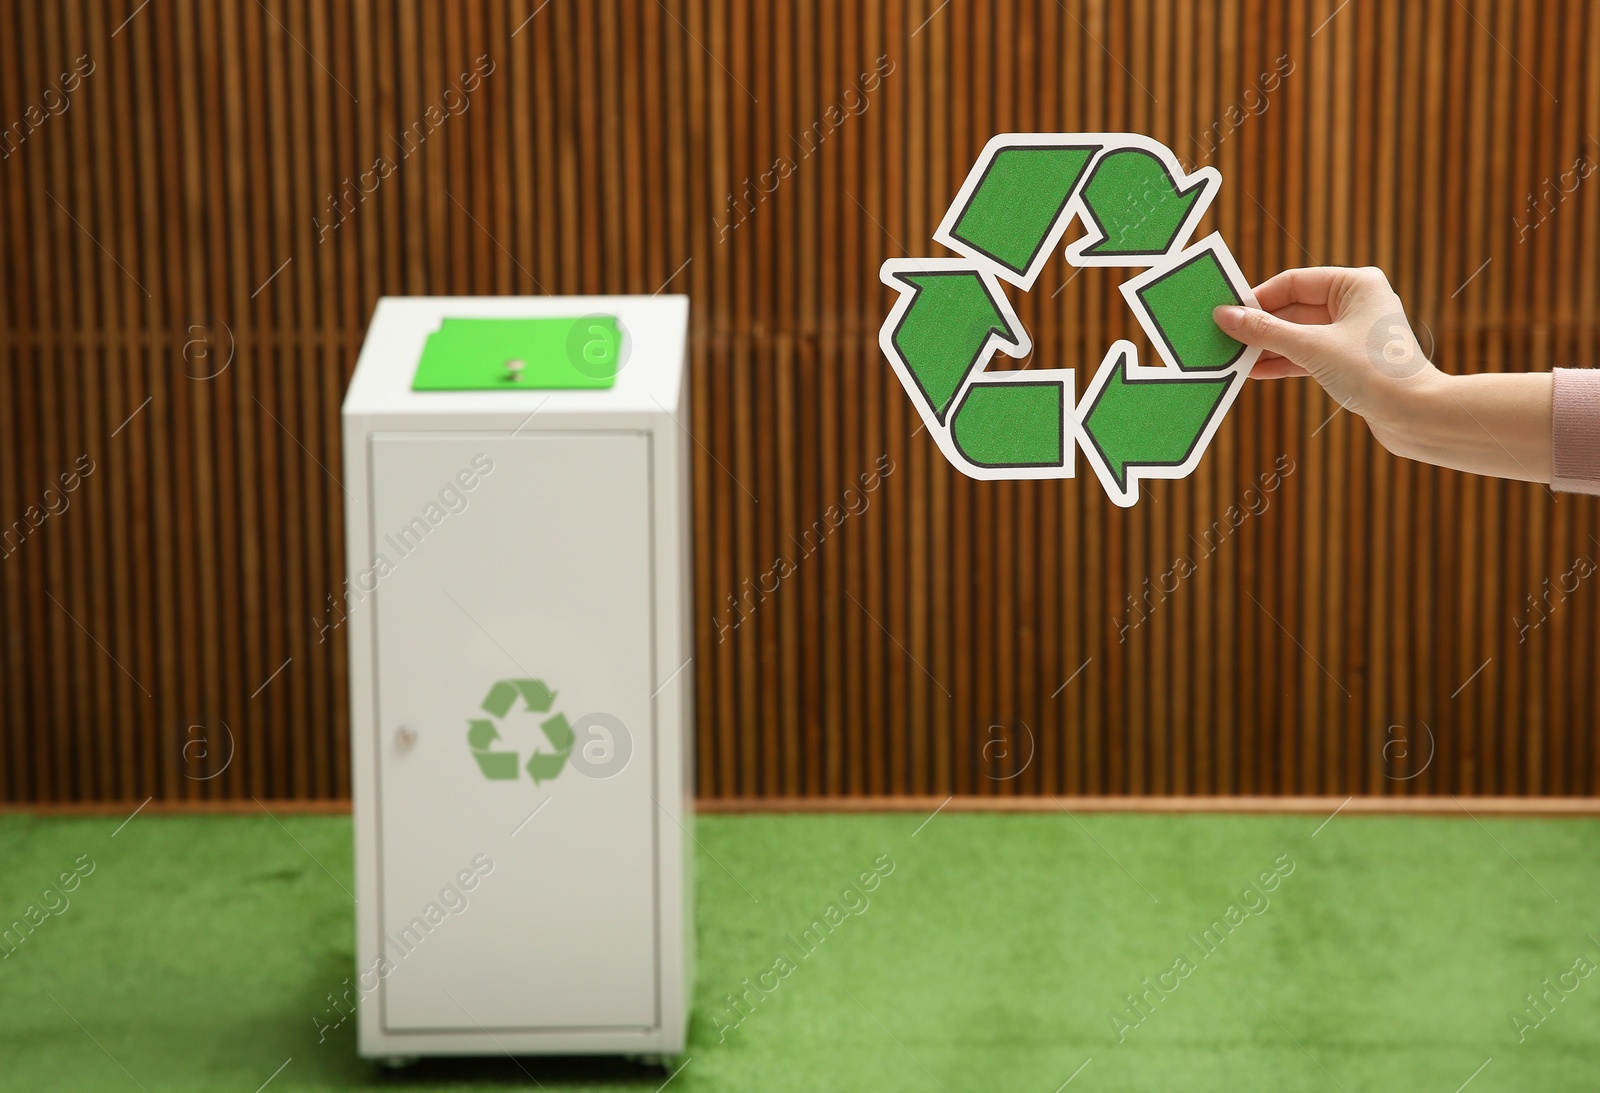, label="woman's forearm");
[1378,369,1553,484]
[1213,267,1582,490]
